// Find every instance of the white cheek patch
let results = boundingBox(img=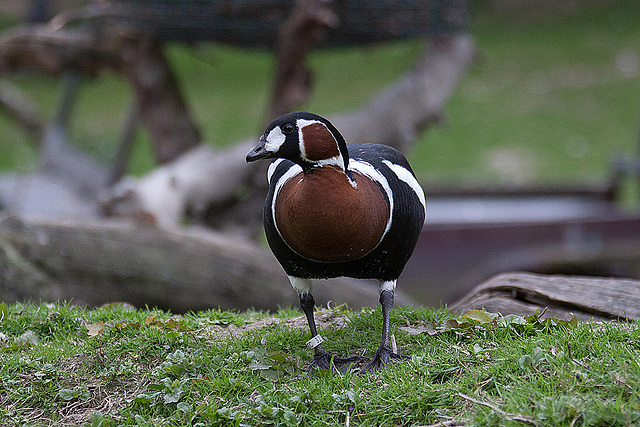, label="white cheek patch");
[264,127,286,153]
[382,160,426,218]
